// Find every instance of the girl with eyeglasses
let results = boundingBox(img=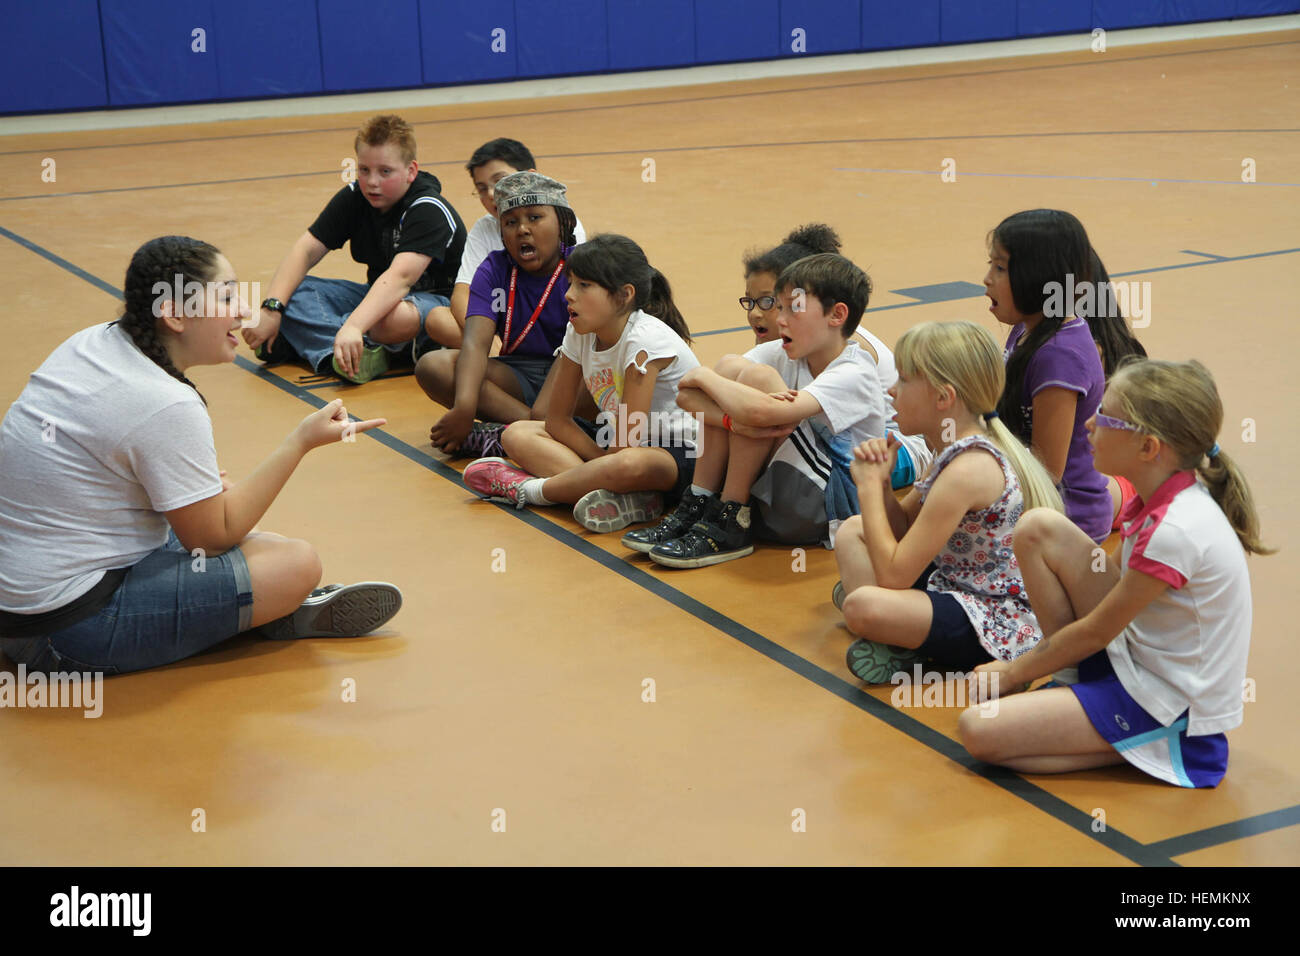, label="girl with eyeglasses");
[741,224,929,488]
[960,358,1271,788]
